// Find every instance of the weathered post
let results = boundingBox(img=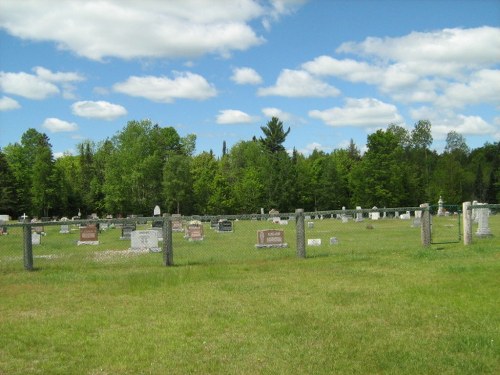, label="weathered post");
[163,213,173,266]
[295,208,306,258]
[420,203,431,247]
[23,223,34,270]
[463,201,472,245]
